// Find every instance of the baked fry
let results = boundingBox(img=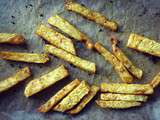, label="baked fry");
[100,93,148,102]
[101,83,153,95]
[48,15,93,49]
[94,42,133,83]
[65,0,118,31]
[36,24,76,55]
[111,37,143,79]
[68,85,99,114]
[96,100,141,109]
[44,44,96,73]
[0,51,49,63]
[150,72,160,88]
[0,33,24,44]
[0,67,30,93]
[53,81,90,112]
[24,65,68,97]
[127,33,160,57]
[38,79,80,112]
